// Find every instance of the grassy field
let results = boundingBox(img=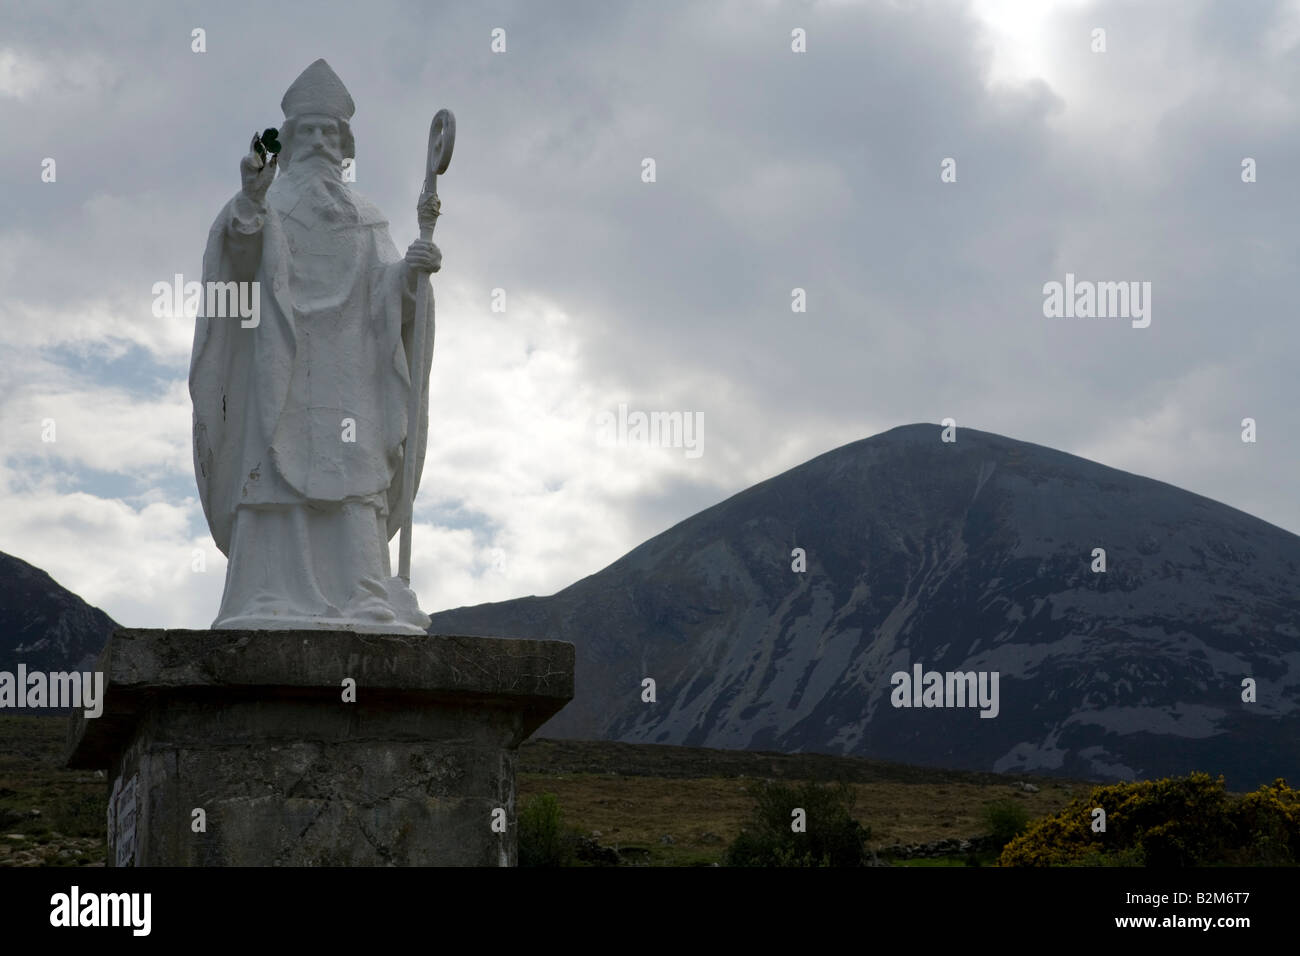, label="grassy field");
[0,716,104,866]
[516,738,1089,865]
[0,715,1093,867]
